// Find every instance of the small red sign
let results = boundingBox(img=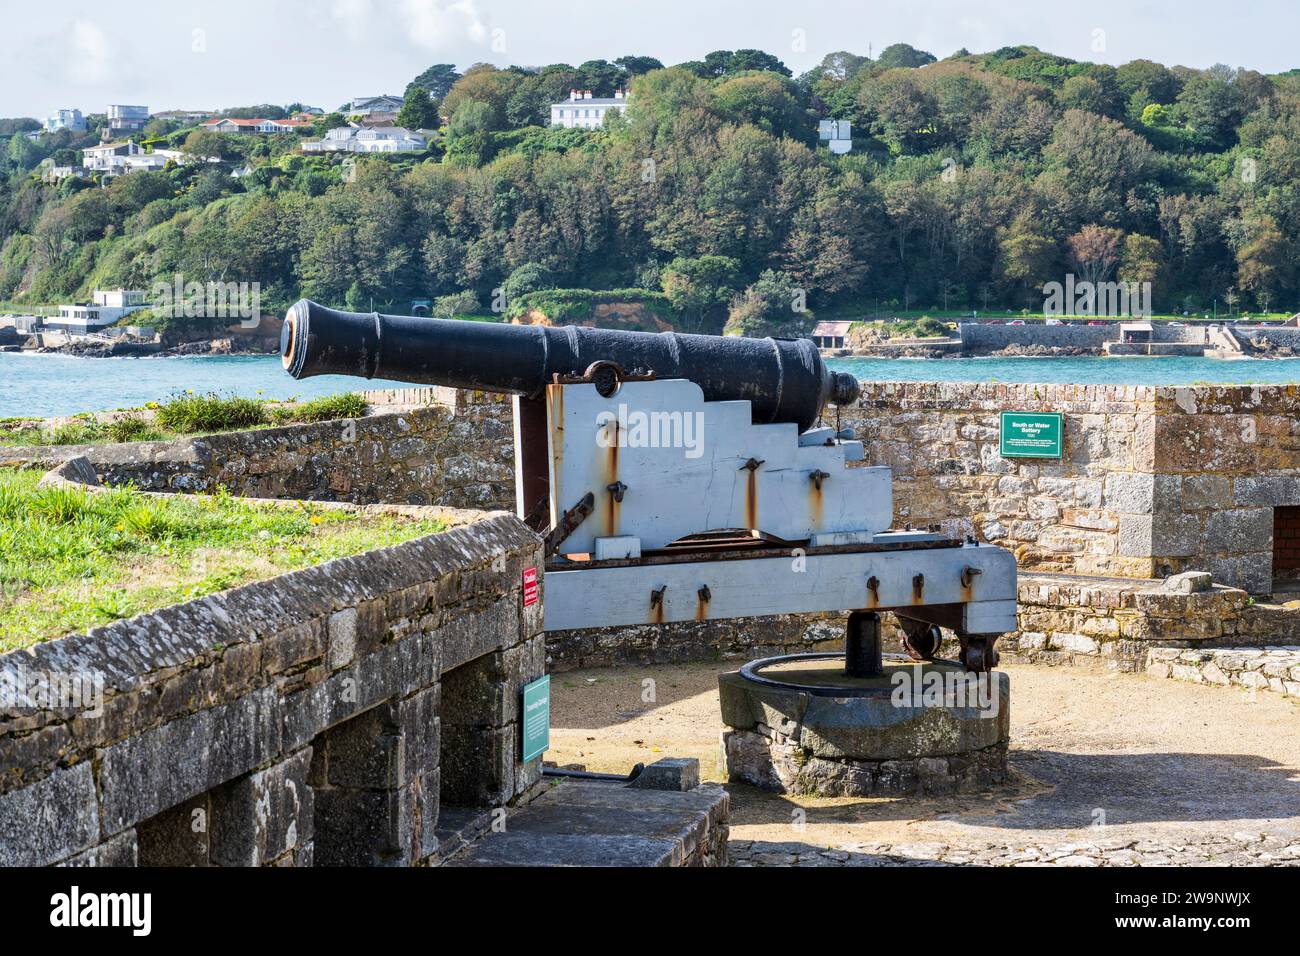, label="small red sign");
[523,567,539,607]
